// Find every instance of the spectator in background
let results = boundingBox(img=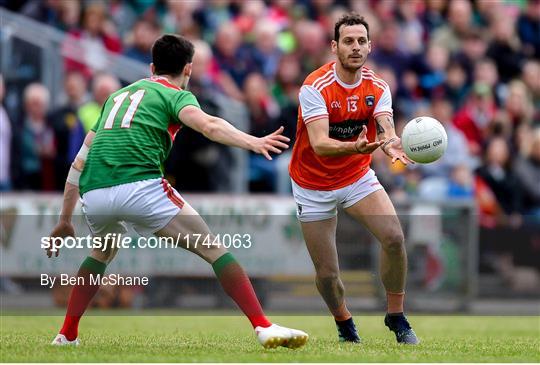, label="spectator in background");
[108,0,138,38]
[521,60,540,112]
[504,80,535,128]
[486,13,524,83]
[244,73,281,138]
[454,29,488,83]
[16,83,55,191]
[123,18,161,64]
[419,44,449,97]
[49,71,88,191]
[271,54,302,110]
[193,0,233,43]
[212,22,258,101]
[162,0,199,37]
[472,0,506,28]
[244,72,281,192]
[55,0,81,31]
[515,129,540,216]
[447,164,475,198]
[188,40,220,95]
[453,82,498,156]
[516,0,540,59]
[250,20,282,80]
[473,58,503,105]
[64,2,122,79]
[292,20,328,74]
[271,55,302,144]
[443,60,469,109]
[0,75,11,191]
[421,0,447,35]
[233,0,267,34]
[371,21,410,79]
[430,0,473,53]
[266,0,294,31]
[396,0,424,56]
[78,73,120,132]
[476,137,522,215]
